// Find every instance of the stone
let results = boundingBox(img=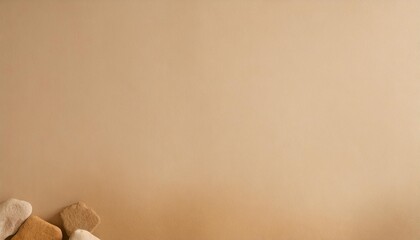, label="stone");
[69,229,100,240]
[11,216,62,240]
[60,202,100,236]
[0,198,32,240]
